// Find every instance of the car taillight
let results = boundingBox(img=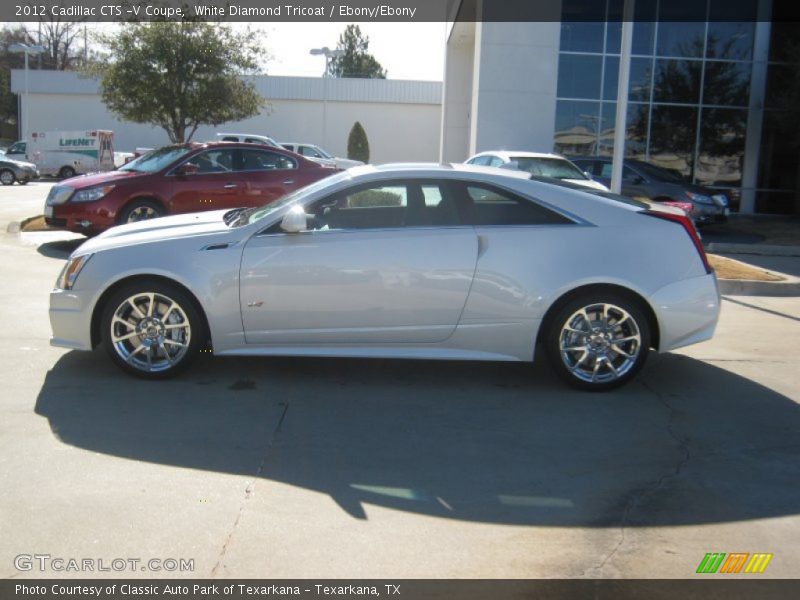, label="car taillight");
[642,210,712,274]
